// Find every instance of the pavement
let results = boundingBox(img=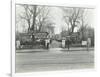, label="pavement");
[16,47,94,53]
[16,47,94,73]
